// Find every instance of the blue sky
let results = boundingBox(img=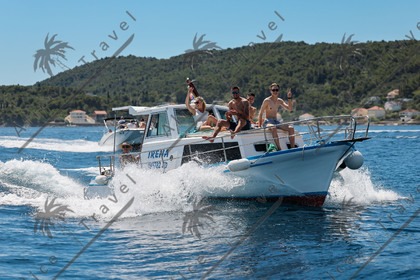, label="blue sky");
[0,0,418,85]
